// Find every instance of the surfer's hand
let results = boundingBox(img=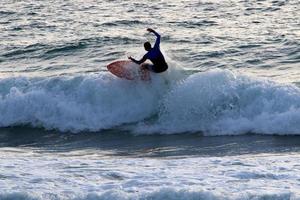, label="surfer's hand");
[147,28,154,33]
[128,56,133,60]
